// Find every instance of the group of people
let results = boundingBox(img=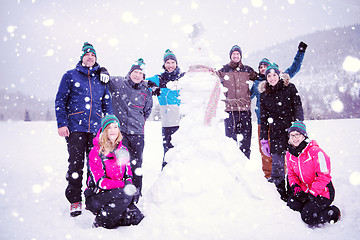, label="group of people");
[55,41,340,229]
